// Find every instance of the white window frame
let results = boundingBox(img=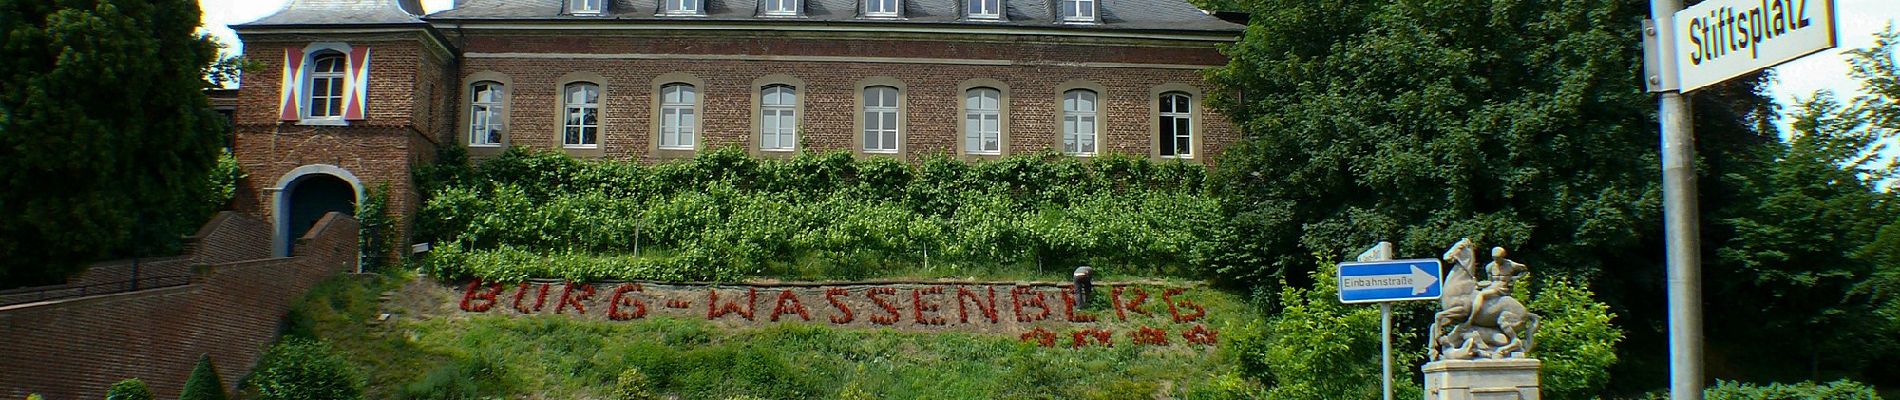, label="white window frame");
[659,83,697,150]
[570,0,603,14]
[761,85,797,151]
[305,52,346,120]
[764,0,800,16]
[964,88,1002,155]
[866,0,900,17]
[967,0,1000,19]
[1062,90,1098,156]
[1159,92,1193,158]
[469,81,505,147]
[863,86,900,153]
[1059,0,1094,22]
[663,0,703,15]
[562,83,600,149]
